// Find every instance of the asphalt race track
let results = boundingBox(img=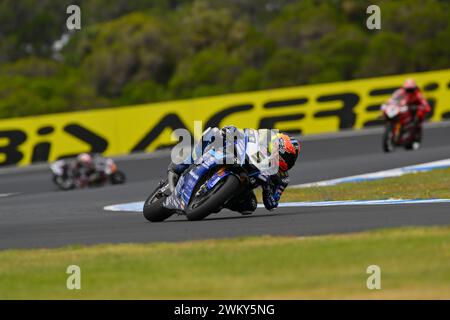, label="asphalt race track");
[1,123,450,250]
